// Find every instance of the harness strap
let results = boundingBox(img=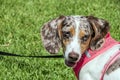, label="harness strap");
[100,50,120,80]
